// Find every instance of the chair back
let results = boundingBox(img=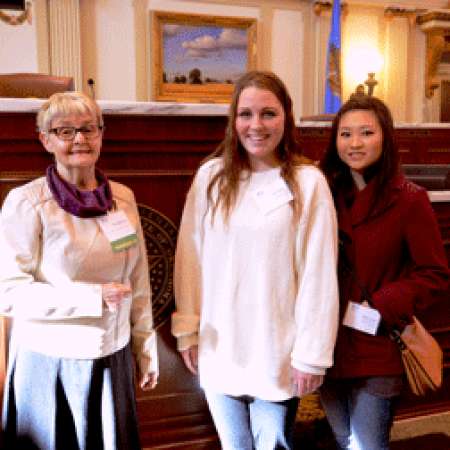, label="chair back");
[0,73,74,98]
